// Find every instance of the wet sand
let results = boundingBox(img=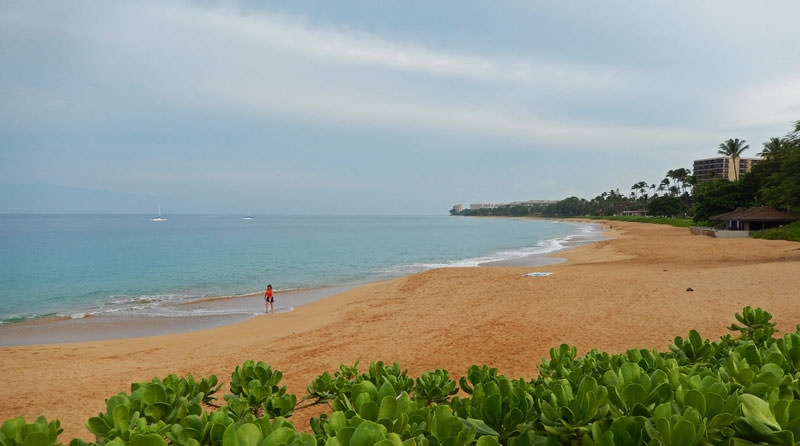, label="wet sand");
[0,285,358,346]
[1,221,799,442]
